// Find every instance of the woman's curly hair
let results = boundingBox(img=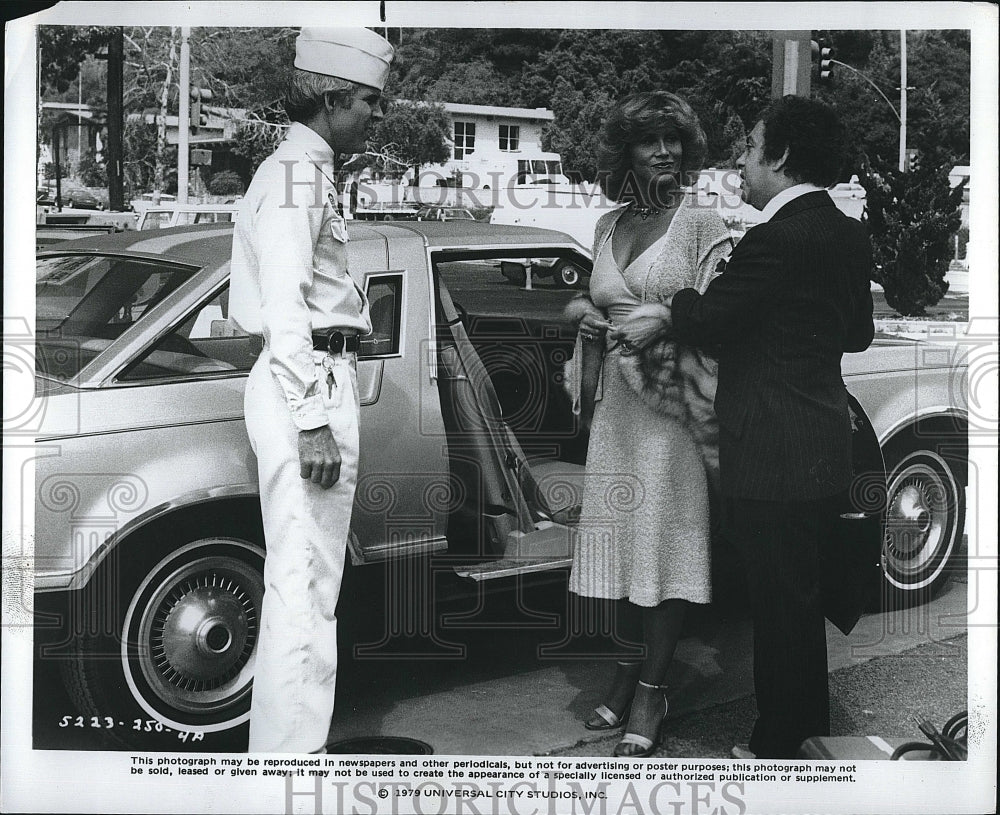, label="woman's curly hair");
[598,91,708,203]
